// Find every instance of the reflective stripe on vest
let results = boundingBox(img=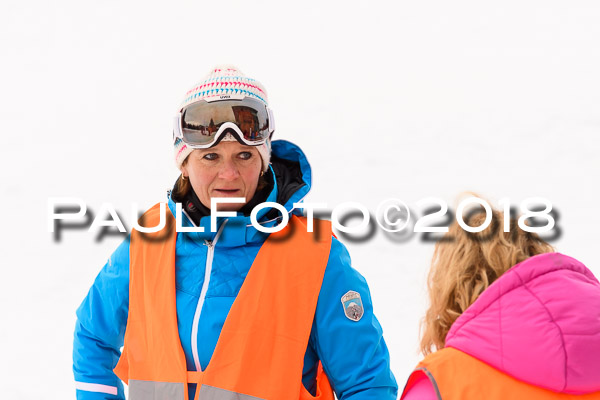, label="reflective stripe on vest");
[402,347,600,400]
[128,380,263,400]
[114,204,335,400]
